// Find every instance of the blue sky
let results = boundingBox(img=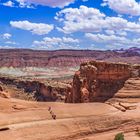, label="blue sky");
[1,0,140,50]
